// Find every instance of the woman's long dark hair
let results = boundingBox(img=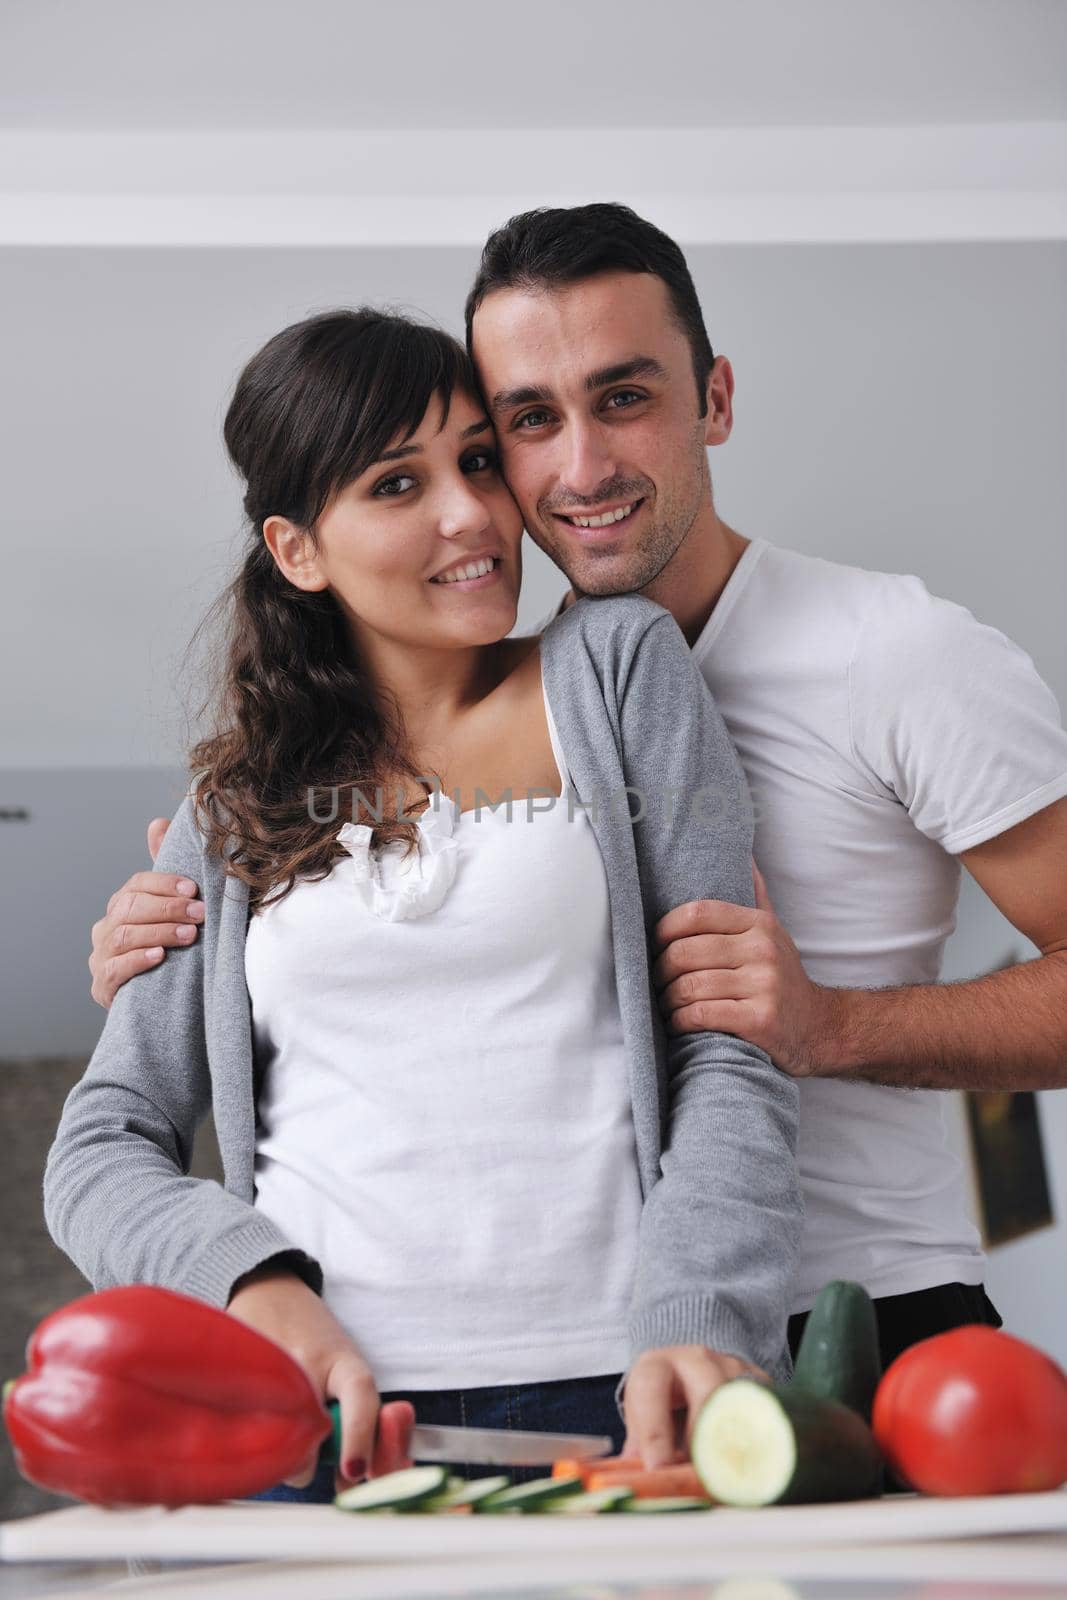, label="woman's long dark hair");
[187,308,480,911]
